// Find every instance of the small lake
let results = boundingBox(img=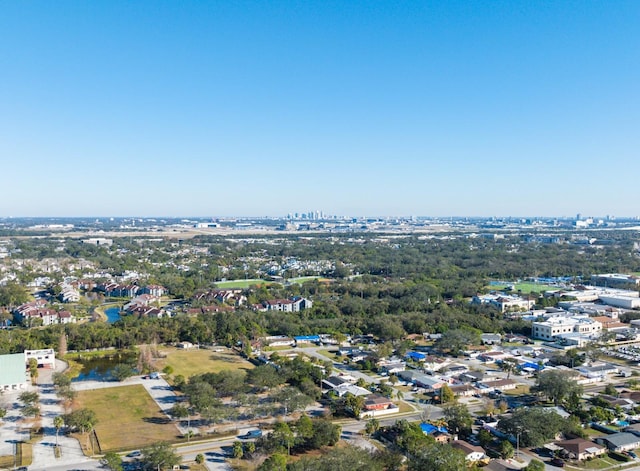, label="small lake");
[104,306,121,323]
[71,352,137,382]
